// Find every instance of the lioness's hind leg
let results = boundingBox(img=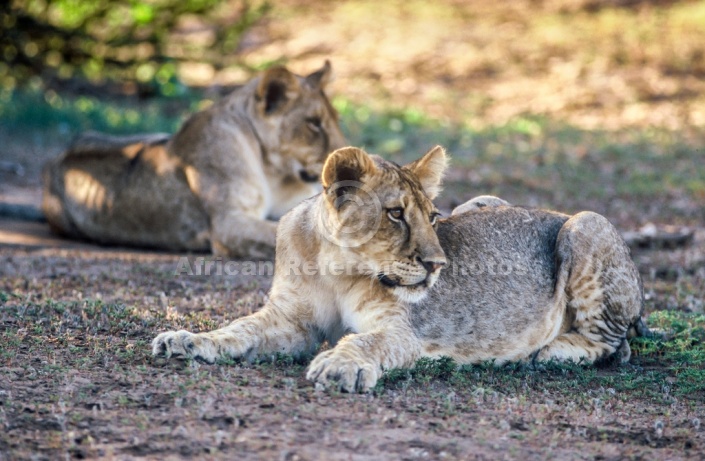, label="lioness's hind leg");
[537,212,643,365]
